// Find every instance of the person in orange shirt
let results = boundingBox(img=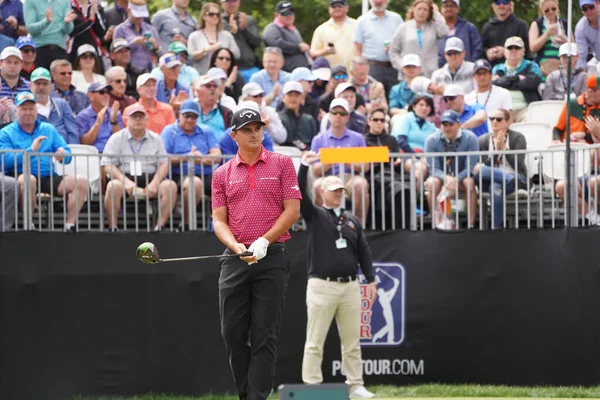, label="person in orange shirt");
[553,74,600,144]
[122,73,176,134]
